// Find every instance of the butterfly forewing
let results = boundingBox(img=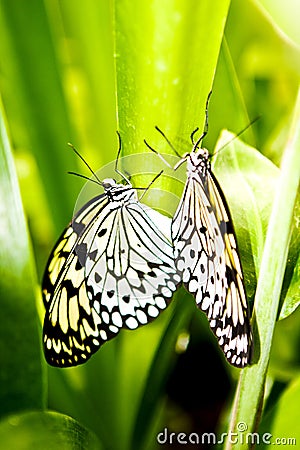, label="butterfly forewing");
[172,150,252,368]
[43,181,179,367]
